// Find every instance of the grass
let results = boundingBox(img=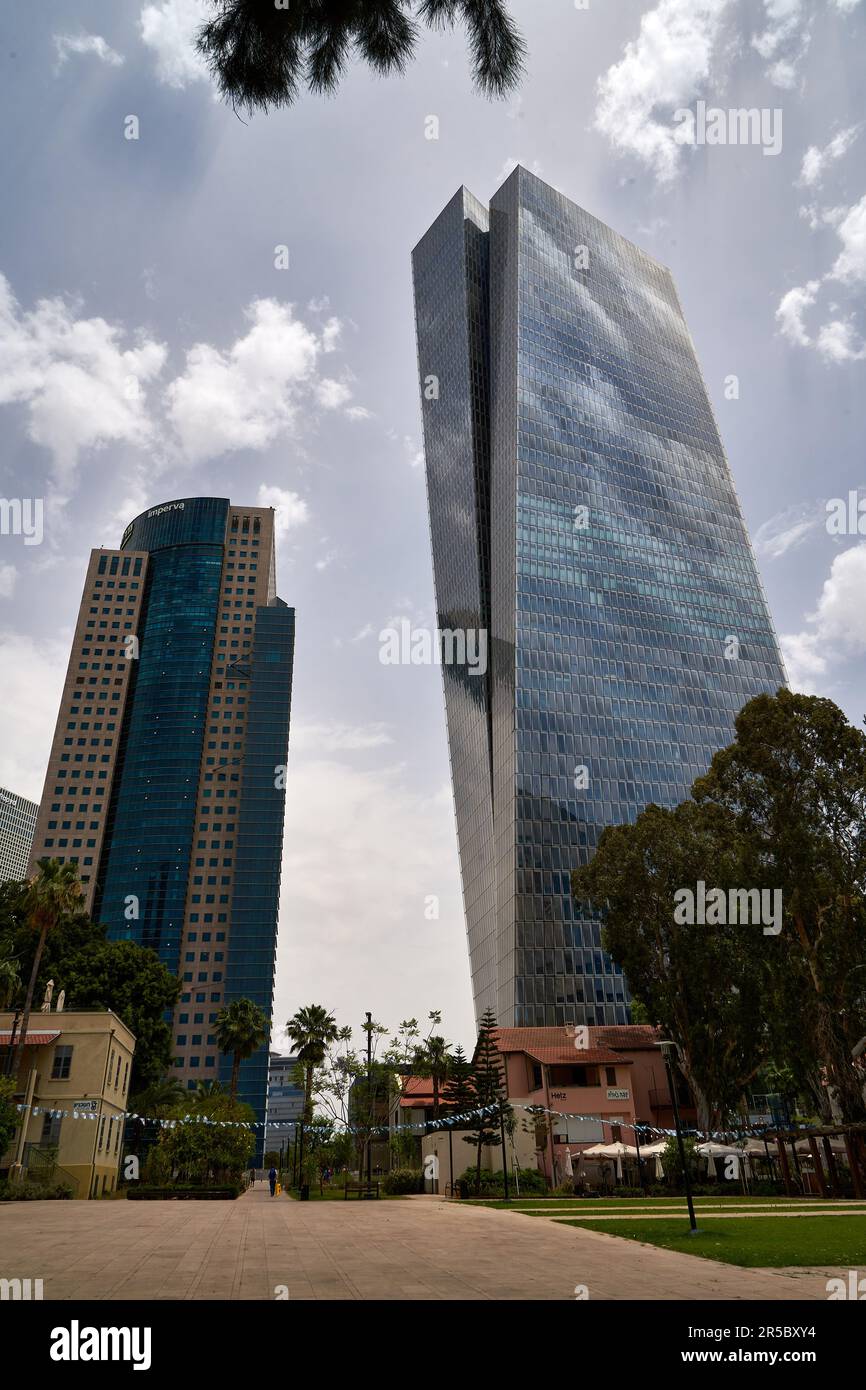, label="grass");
[282,1185,404,1201]
[470,1195,866,1212]
[557,1214,866,1267]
